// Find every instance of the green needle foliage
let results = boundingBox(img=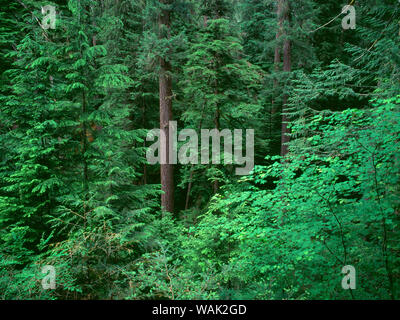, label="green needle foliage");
[0,0,399,300]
